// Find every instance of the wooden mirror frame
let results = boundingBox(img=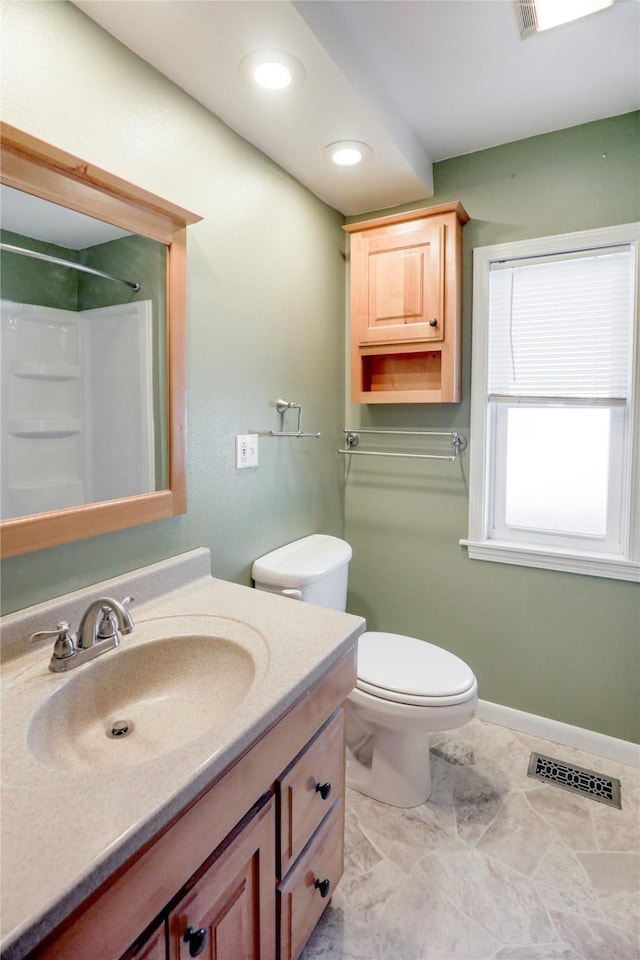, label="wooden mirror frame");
[0,123,201,558]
